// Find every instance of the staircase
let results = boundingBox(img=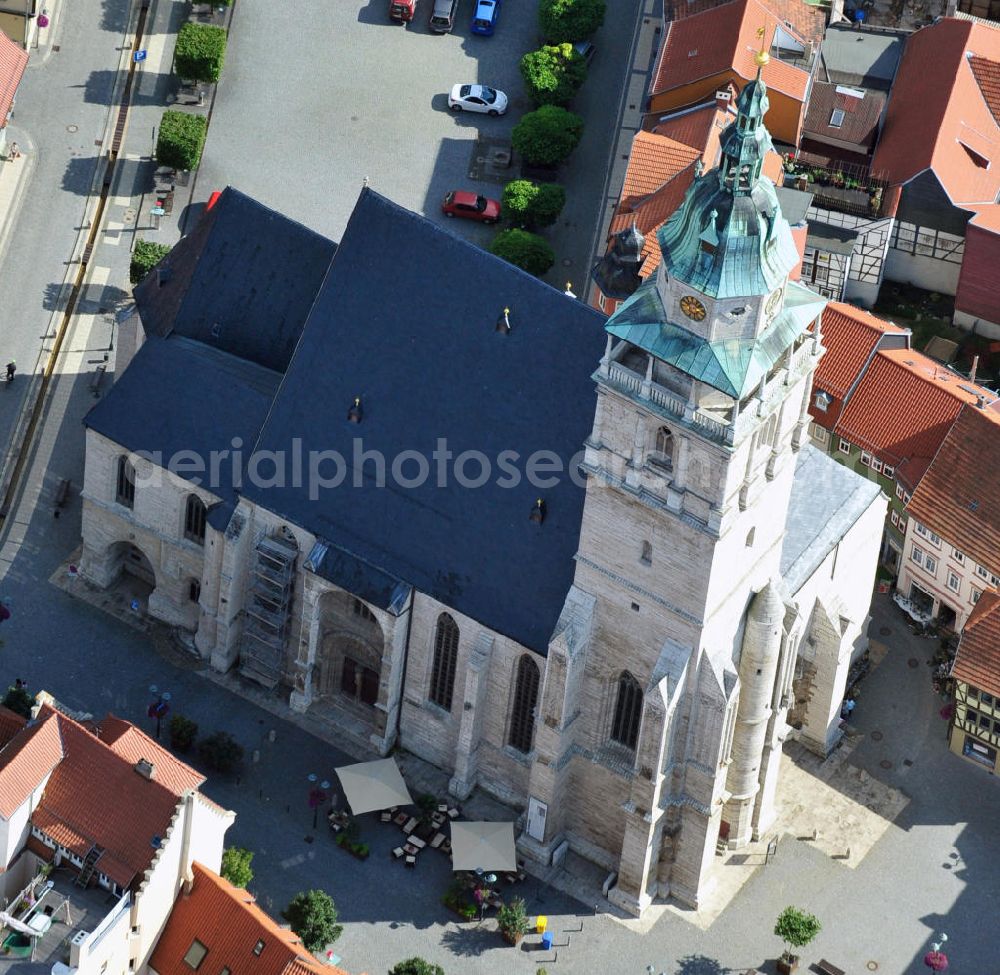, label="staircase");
[240,534,298,689]
[76,845,104,887]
